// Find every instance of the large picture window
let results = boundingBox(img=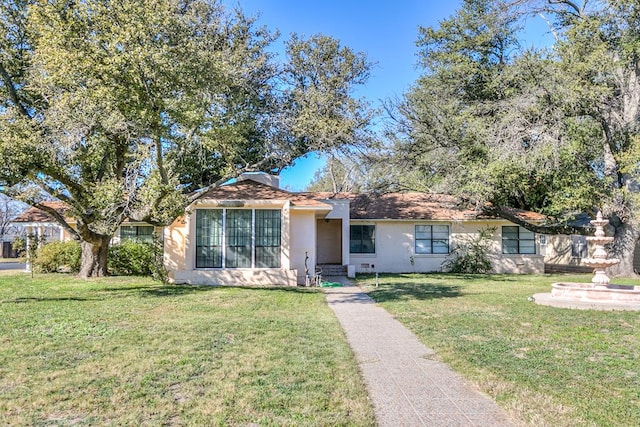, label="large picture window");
[350,225,375,254]
[415,225,449,254]
[196,209,281,268]
[196,210,223,268]
[225,210,252,268]
[502,226,535,254]
[255,210,282,268]
[120,225,154,243]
